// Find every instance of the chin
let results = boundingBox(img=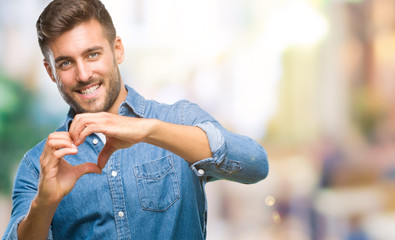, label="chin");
[72,104,103,114]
